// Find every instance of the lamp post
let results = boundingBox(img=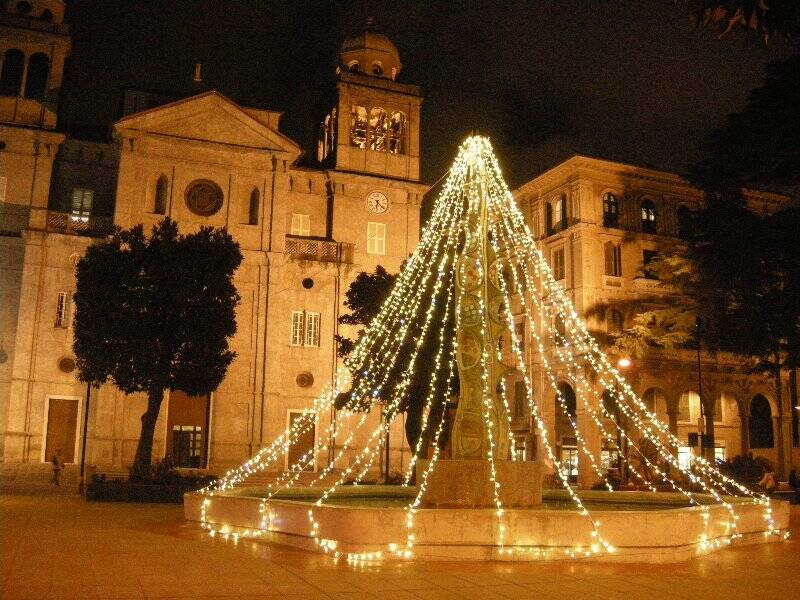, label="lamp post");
[616,357,632,483]
[78,381,91,494]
